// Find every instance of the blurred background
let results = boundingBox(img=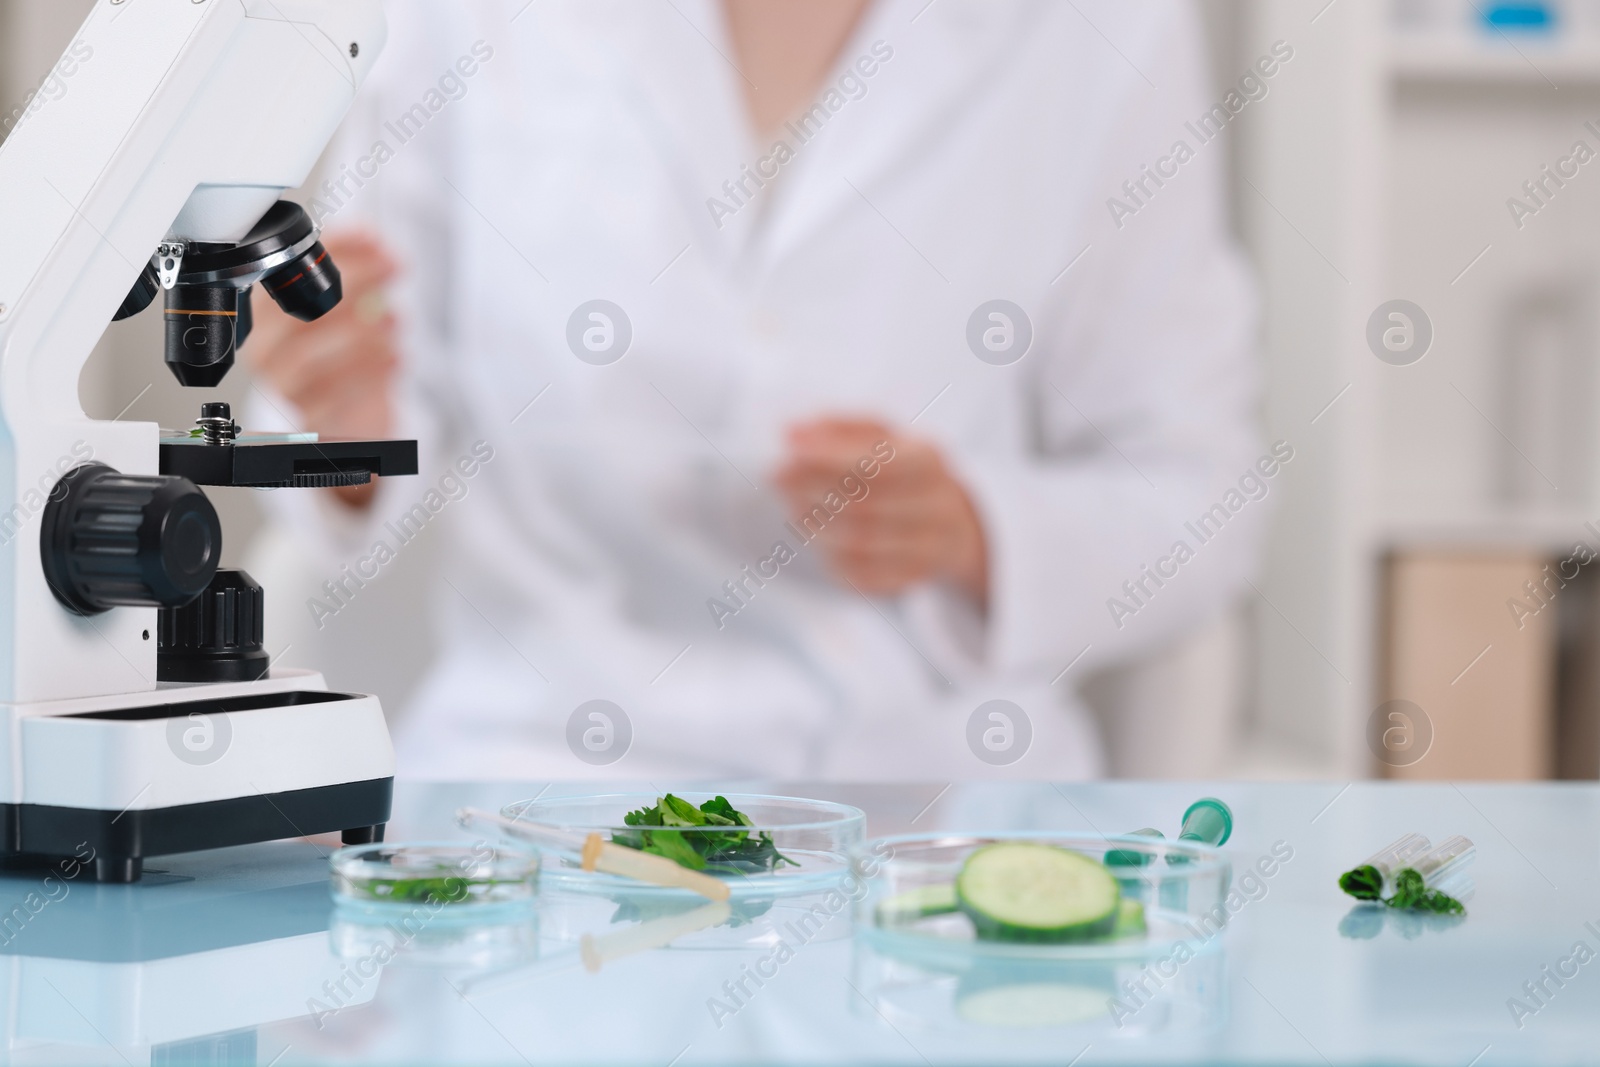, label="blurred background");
[9,0,1600,781]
